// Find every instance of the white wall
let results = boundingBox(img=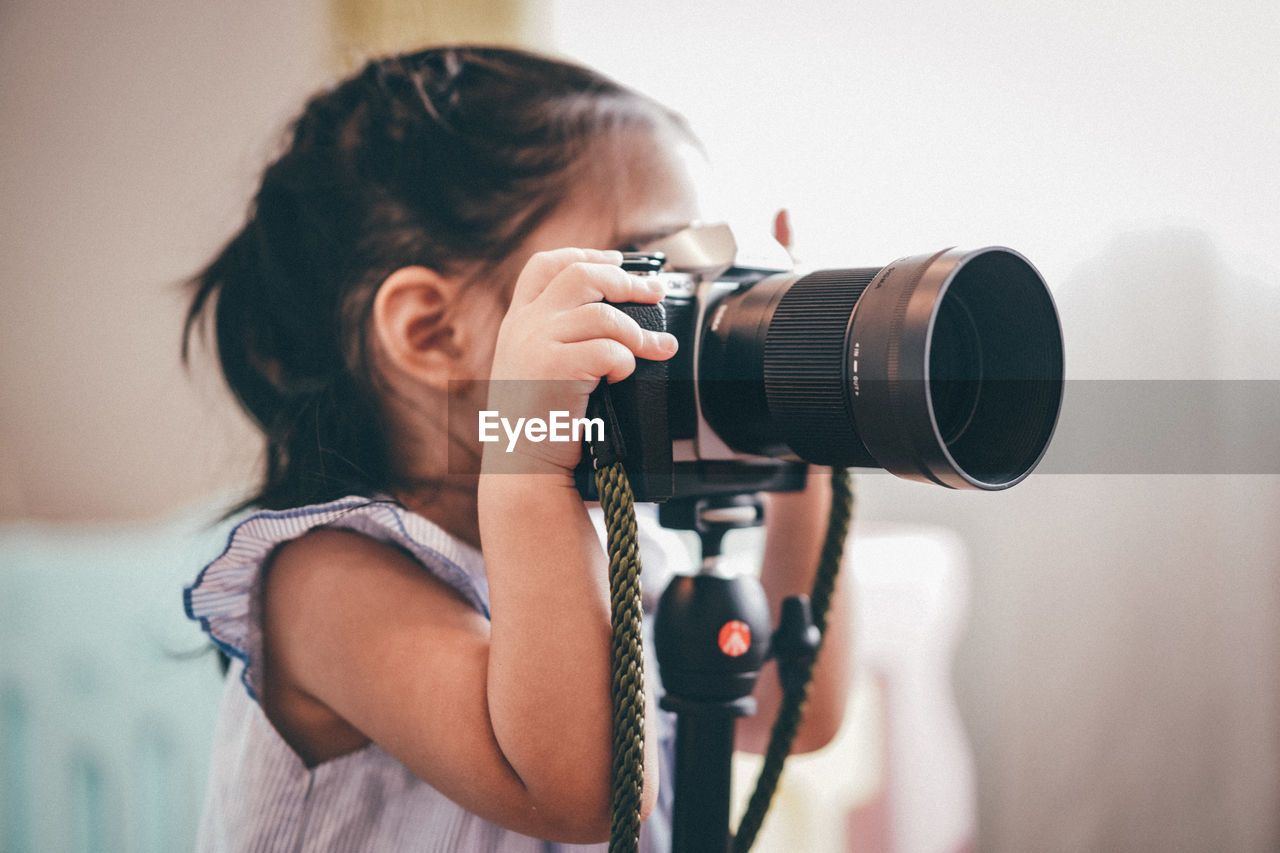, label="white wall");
[553,0,1278,282]
[552,1,1280,850]
[0,0,328,519]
